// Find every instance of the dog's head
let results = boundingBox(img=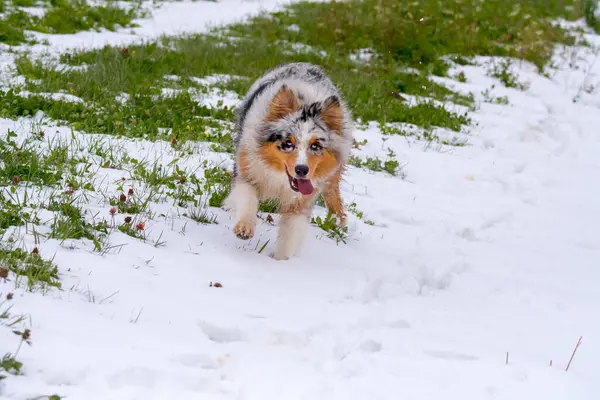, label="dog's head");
[257,85,346,196]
